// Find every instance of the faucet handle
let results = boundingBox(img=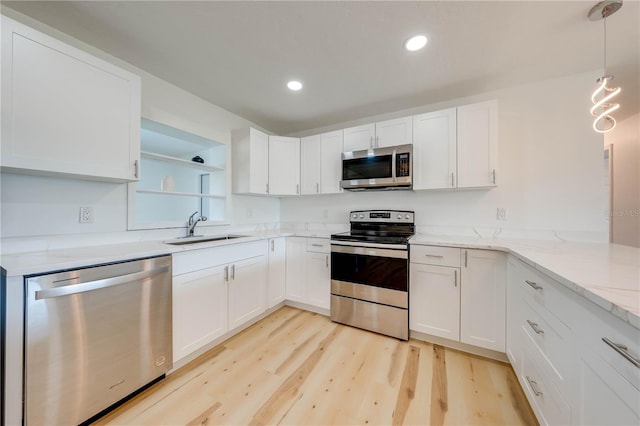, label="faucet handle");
[201,216,208,222]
